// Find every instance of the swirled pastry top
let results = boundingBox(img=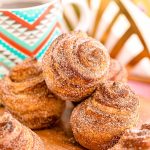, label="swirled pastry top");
[42,31,110,101]
[0,58,65,129]
[70,81,139,150]
[43,31,110,81]
[2,58,45,96]
[10,57,42,82]
[93,81,139,112]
